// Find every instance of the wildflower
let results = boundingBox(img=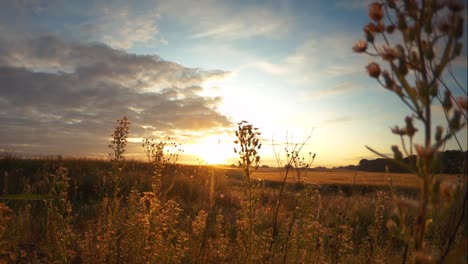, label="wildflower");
[368,2,384,21]
[366,62,381,78]
[352,40,368,53]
